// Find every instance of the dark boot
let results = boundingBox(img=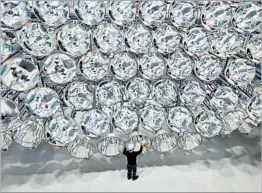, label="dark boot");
[132,175,139,181]
[127,172,131,180]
